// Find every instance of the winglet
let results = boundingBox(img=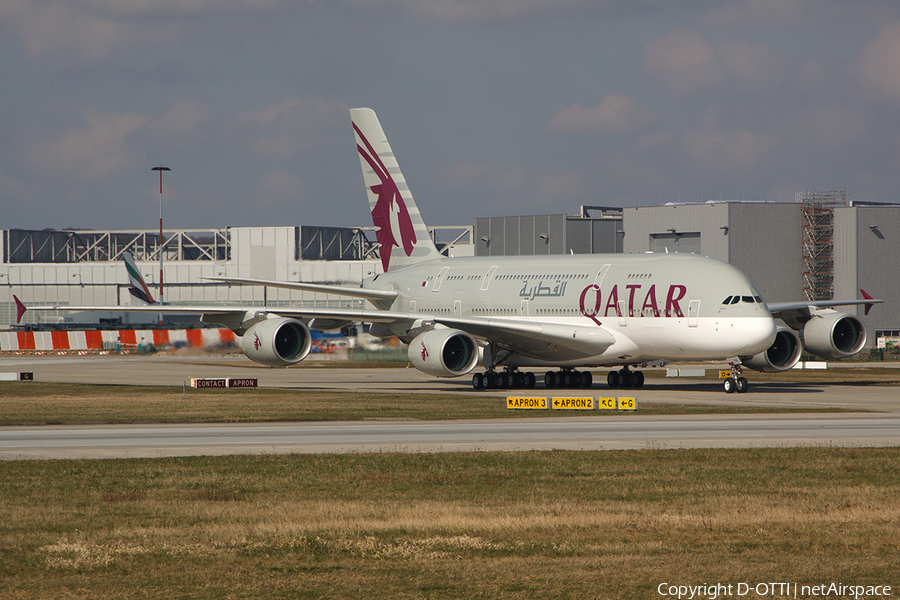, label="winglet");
[860,289,875,316]
[13,295,26,324]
